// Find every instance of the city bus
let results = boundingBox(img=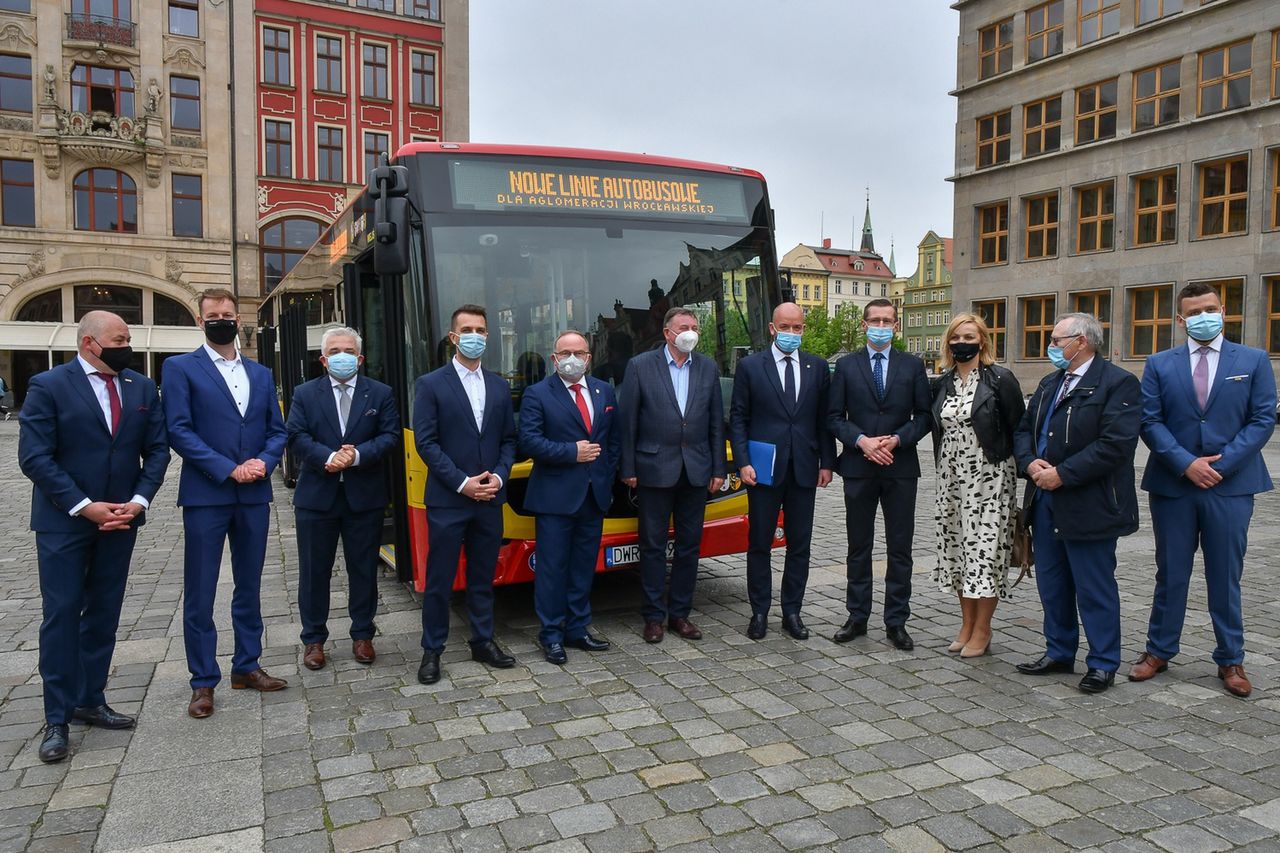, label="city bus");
[260,142,783,591]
